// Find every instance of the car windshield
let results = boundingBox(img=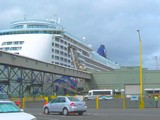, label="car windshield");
[0,102,21,113]
[68,97,80,101]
